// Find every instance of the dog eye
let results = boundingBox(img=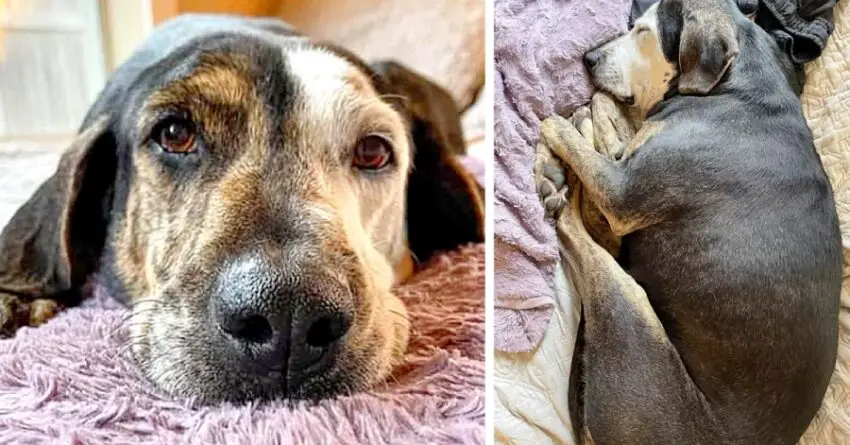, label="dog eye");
[154,118,197,154]
[352,135,393,170]
[635,26,650,35]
